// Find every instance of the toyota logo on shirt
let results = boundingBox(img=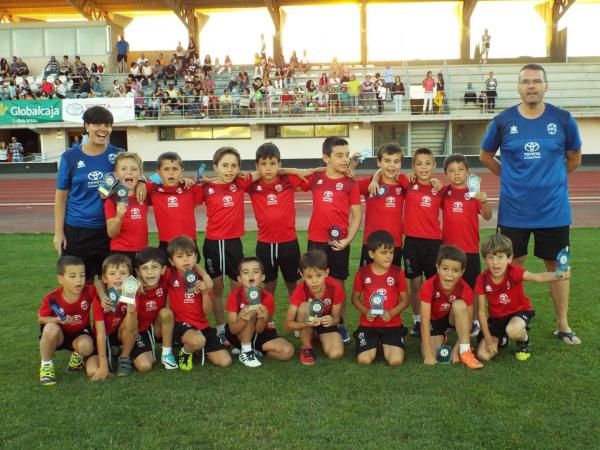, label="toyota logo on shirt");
[421,195,432,207]
[267,193,277,205]
[167,196,178,208]
[499,293,510,304]
[88,171,103,181]
[524,142,540,152]
[223,195,234,207]
[377,288,387,296]
[323,191,334,202]
[131,208,140,215]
